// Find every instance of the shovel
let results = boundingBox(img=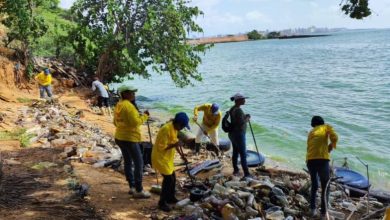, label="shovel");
[193,120,222,158]
[146,119,161,194]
